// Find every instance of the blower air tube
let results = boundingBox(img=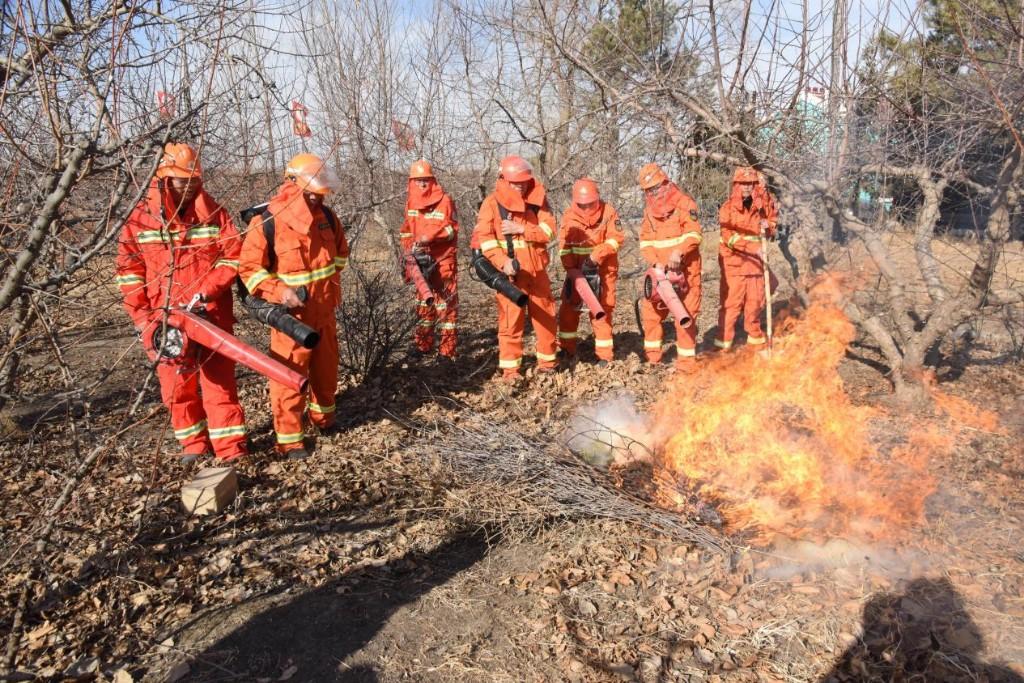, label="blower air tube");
[240,294,320,349]
[565,268,606,320]
[167,309,309,393]
[471,249,528,307]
